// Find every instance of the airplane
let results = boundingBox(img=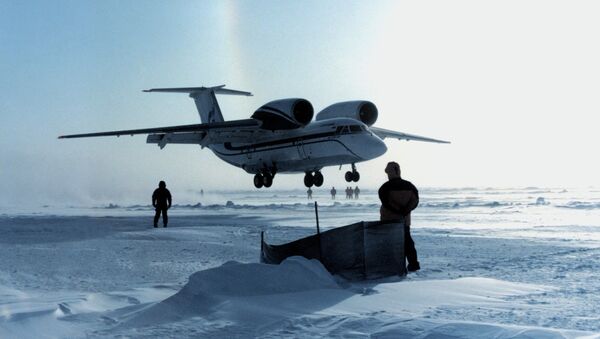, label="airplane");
[59,85,449,188]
